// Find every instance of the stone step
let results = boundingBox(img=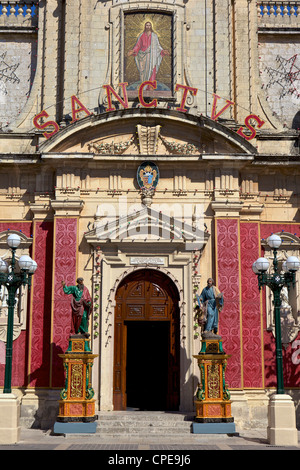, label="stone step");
[96,411,195,436]
[96,411,195,422]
